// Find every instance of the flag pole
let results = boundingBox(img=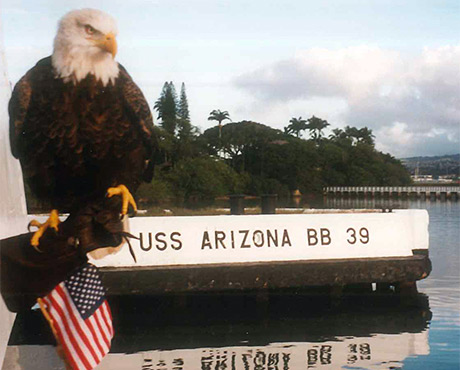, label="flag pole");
[37,298,72,370]
[37,298,58,338]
